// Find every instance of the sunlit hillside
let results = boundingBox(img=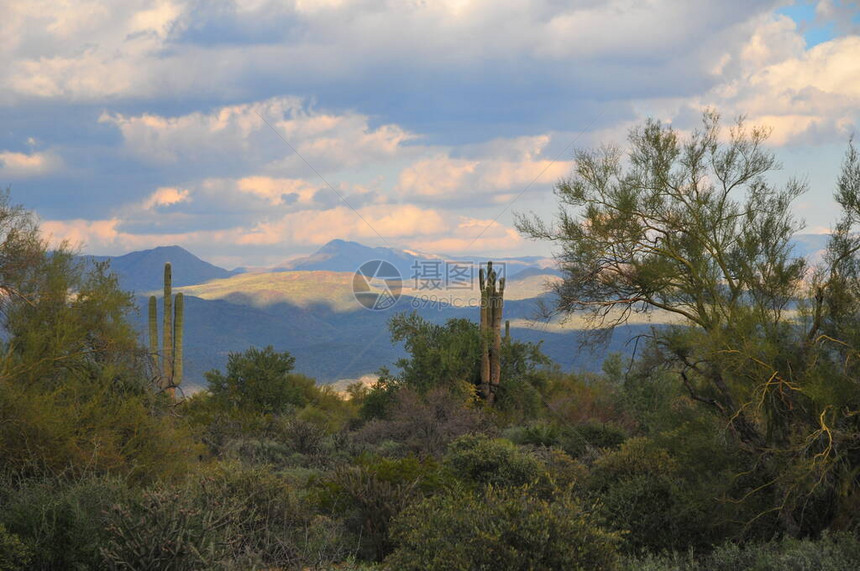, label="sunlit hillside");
[174,271,360,312]
[171,268,562,313]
